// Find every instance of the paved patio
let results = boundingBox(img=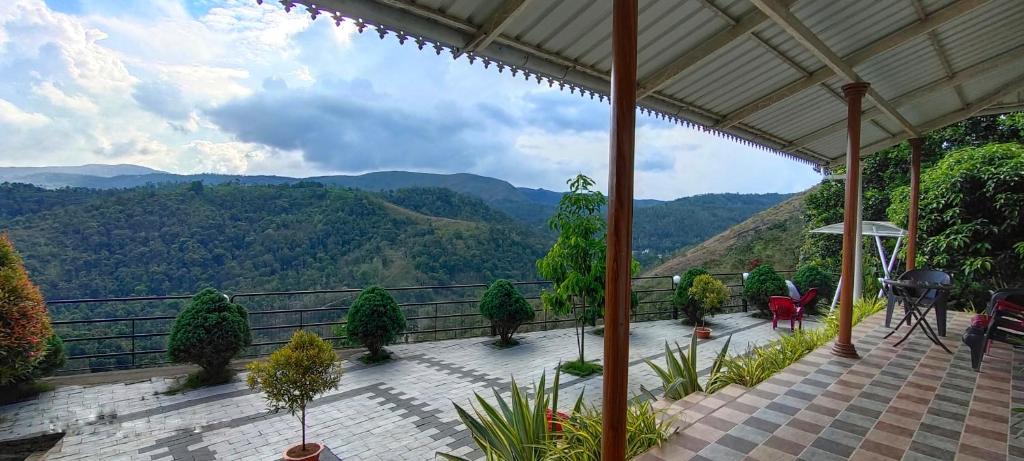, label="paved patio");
[640,311,1023,461]
[1,312,809,460]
